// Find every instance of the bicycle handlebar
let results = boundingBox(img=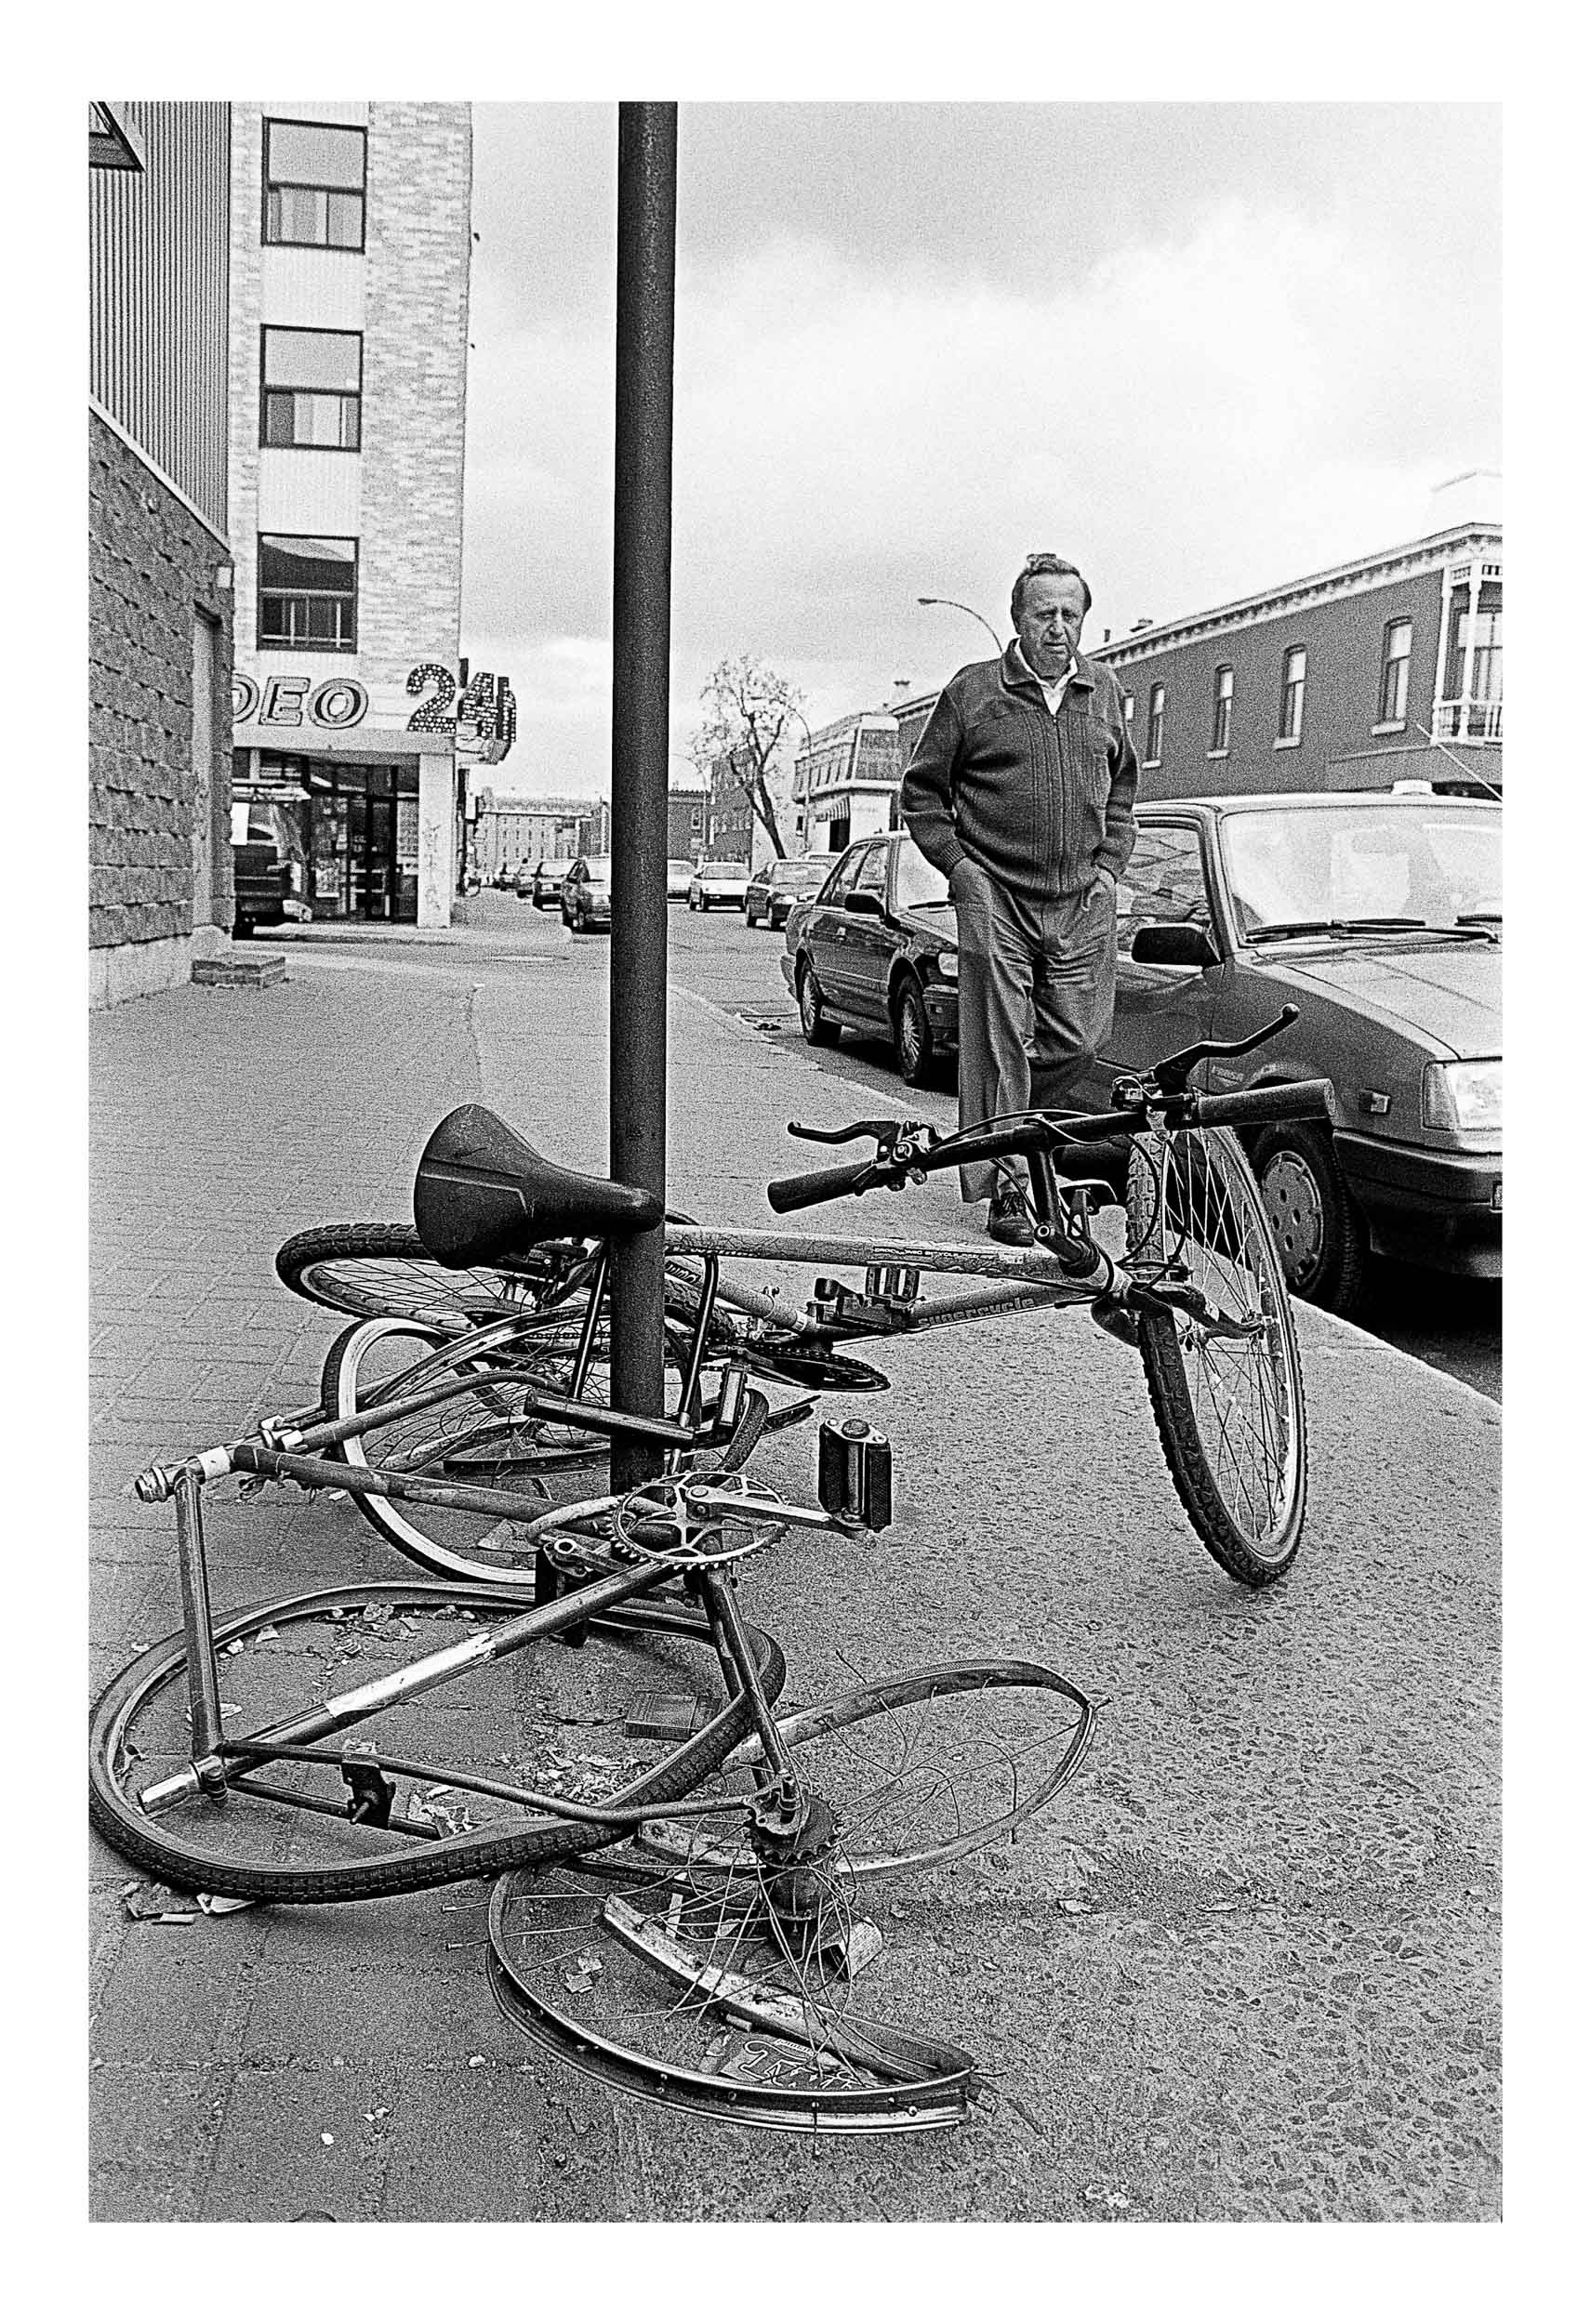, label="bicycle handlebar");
[1183,1078,1332,1129]
[765,1076,1335,1214]
[766,1155,885,1214]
